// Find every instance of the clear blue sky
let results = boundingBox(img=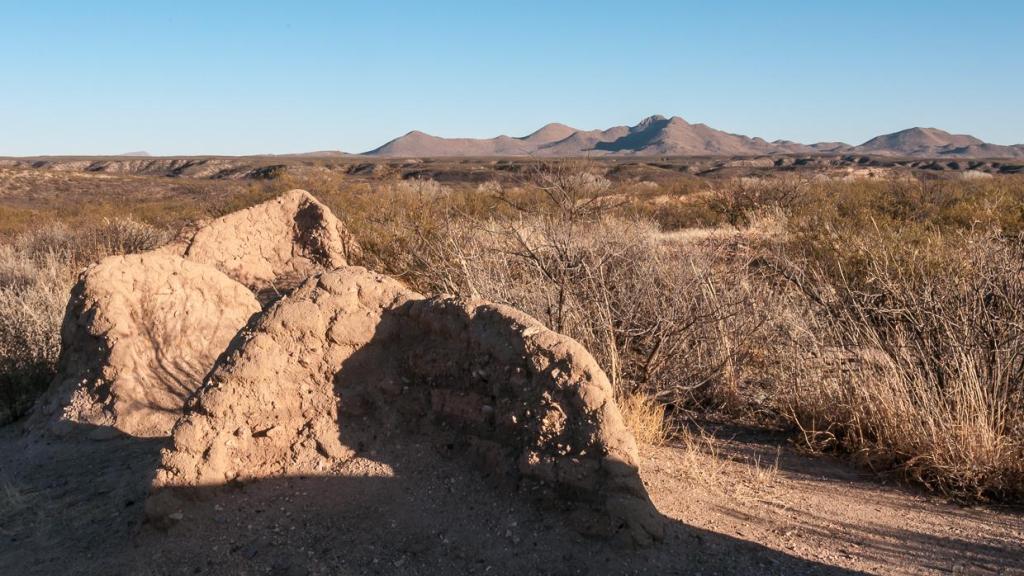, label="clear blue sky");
[2,1,1021,155]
